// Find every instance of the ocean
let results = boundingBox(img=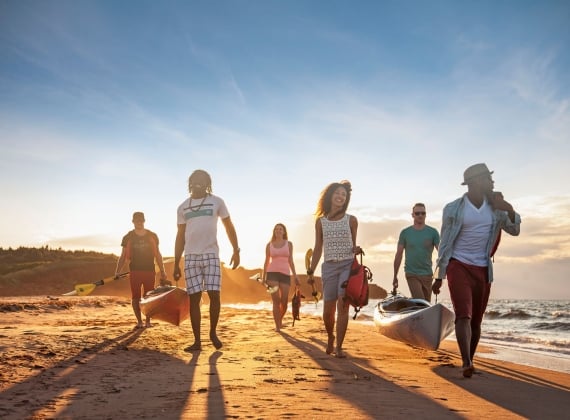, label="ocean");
[226,298,570,374]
